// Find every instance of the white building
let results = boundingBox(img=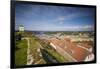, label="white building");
[19,25,24,32]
